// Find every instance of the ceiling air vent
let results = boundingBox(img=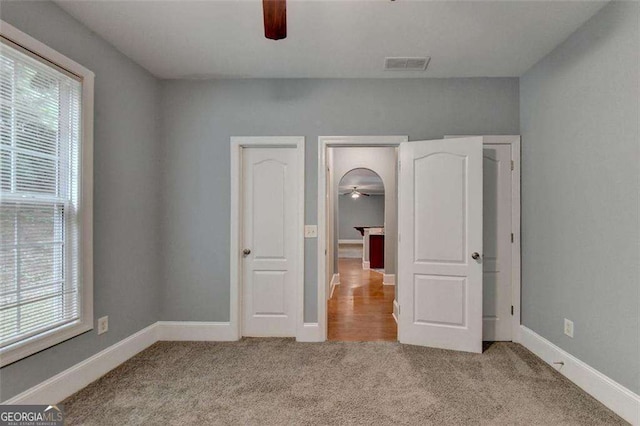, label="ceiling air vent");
[384,57,430,71]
